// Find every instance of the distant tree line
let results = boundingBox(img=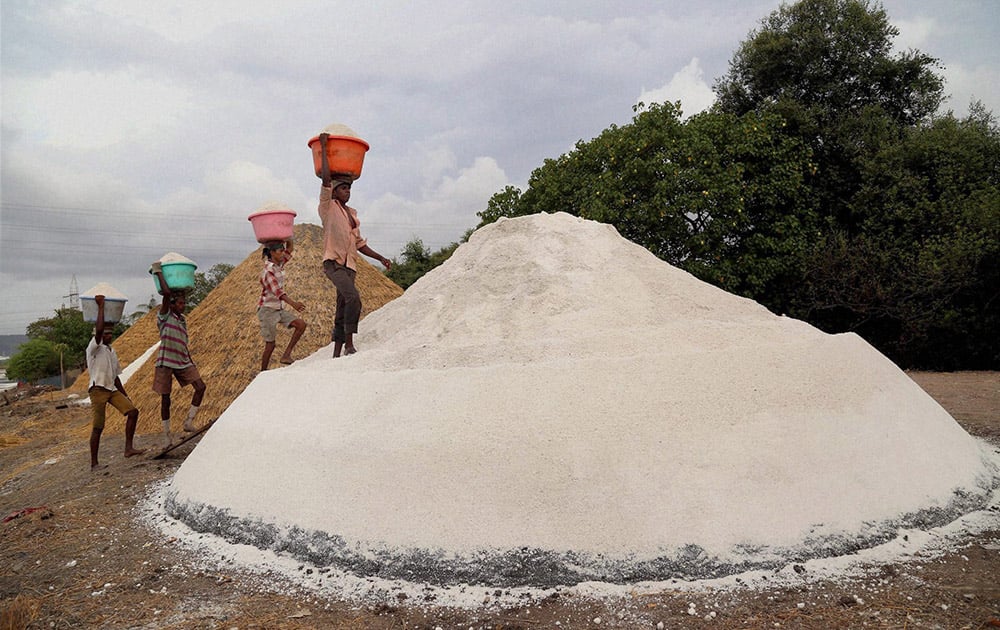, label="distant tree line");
[474,0,999,370]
